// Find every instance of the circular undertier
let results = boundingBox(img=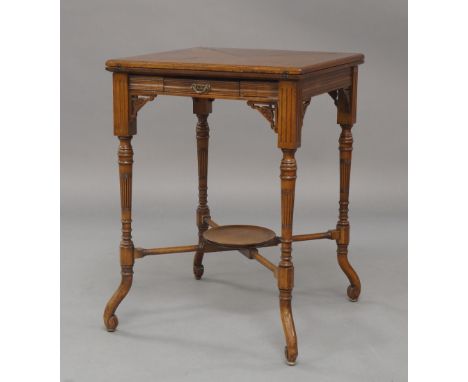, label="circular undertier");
[203,225,277,248]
